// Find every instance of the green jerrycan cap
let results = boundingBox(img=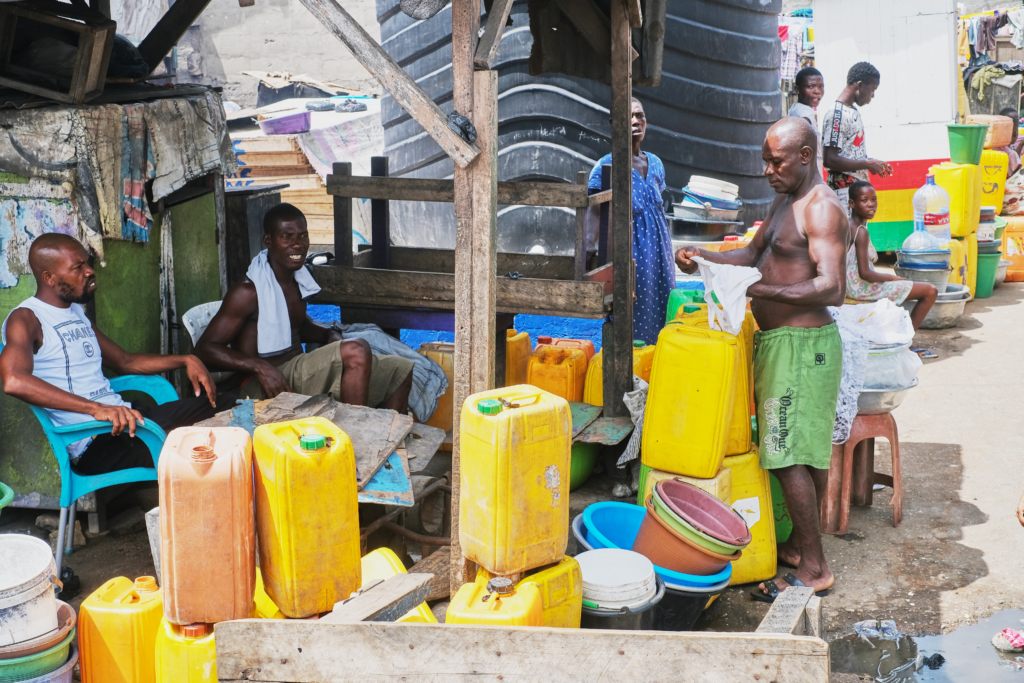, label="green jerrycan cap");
[632,340,646,348]
[683,304,701,313]
[477,399,503,415]
[299,434,327,450]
